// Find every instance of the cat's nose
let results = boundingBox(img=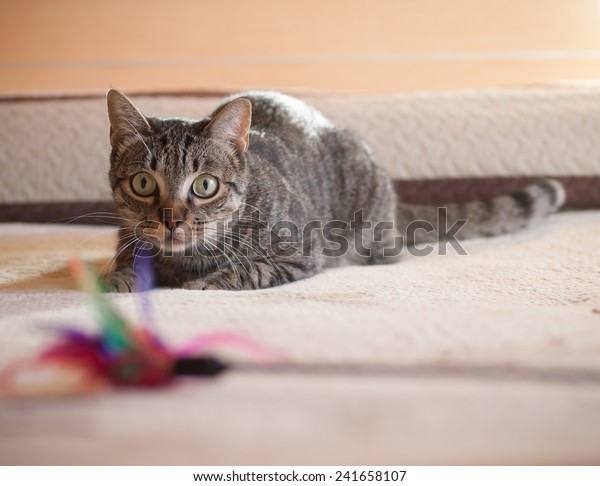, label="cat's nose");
[161,207,186,231]
[164,220,184,230]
